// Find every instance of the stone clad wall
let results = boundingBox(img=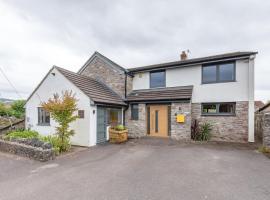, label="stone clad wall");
[191,102,249,142]
[170,102,192,140]
[125,104,147,138]
[80,56,130,99]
